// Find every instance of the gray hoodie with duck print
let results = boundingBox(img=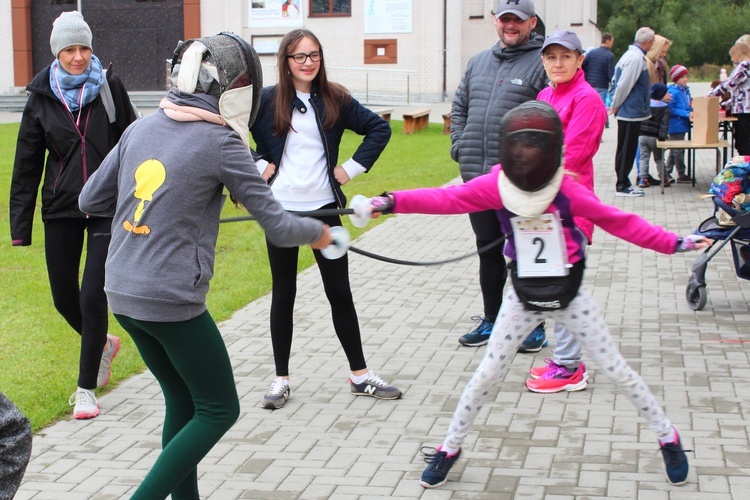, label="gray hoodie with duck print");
[79,89,324,322]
